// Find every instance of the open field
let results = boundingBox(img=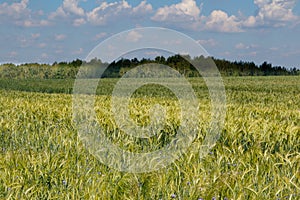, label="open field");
[0,76,299,199]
